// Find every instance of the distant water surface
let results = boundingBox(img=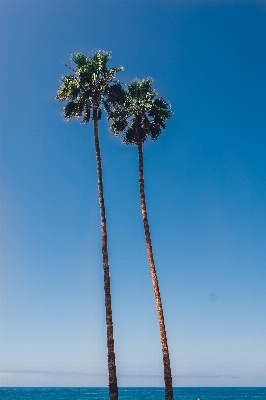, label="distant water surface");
[0,387,265,399]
